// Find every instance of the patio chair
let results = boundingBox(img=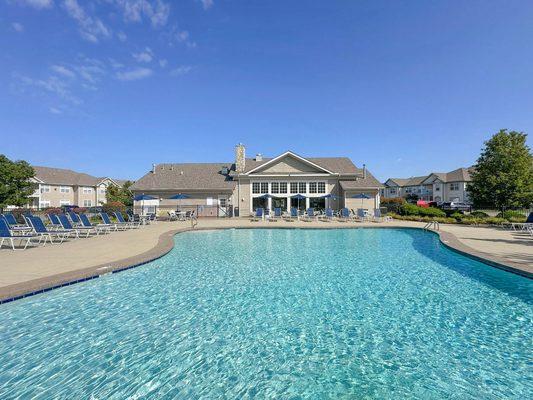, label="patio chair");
[1,214,33,234]
[57,214,94,238]
[0,219,46,250]
[357,208,369,222]
[68,212,83,227]
[270,207,282,222]
[167,210,178,221]
[78,214,111,235]
[26,215,71,244]
[302,208,315,222]
[251,208,264,222]
[100,212,128,231]
[509,212,533,231]
[284,207,298,222]
[319,208,335,222]
[115,211,141,228]
[338,208,353,222]
[47,214,64,231]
